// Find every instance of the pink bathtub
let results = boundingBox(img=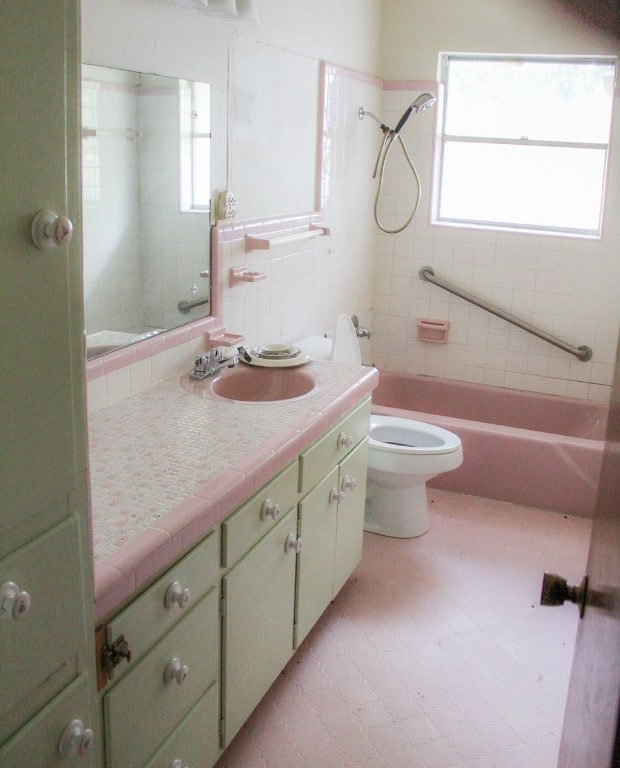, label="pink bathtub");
[372,371,608,518]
